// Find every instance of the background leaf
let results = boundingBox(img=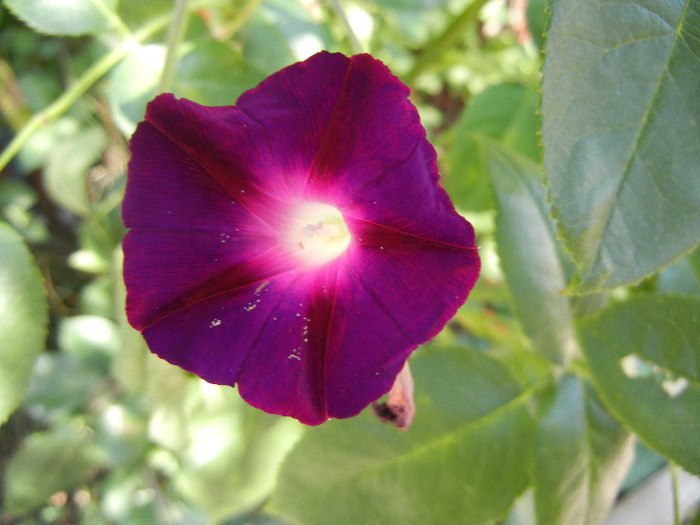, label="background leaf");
[483,140,579,365]
[2,0,118,36]
[443,82,540,211]
[4,420,105,514]
[541,0,700,292]
[532,375,634,525]
[173,40,266,107]
[147,364,303,523]
[42,125,108,217]
[271,344,534,525]
[580,294,700,475]
[0,222,48,425]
